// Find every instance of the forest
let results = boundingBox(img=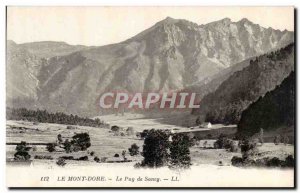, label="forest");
[7,108,105,128]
